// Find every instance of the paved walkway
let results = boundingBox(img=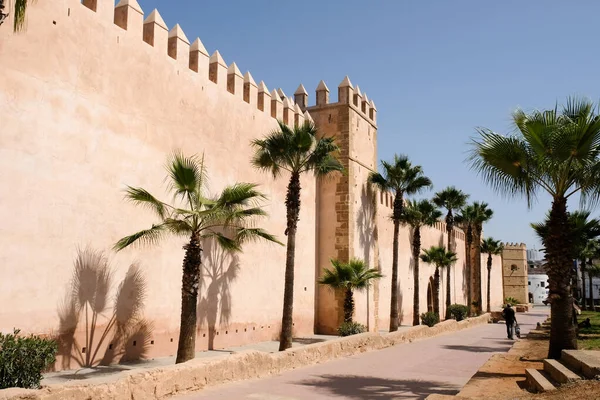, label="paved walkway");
[176,308,549,400]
